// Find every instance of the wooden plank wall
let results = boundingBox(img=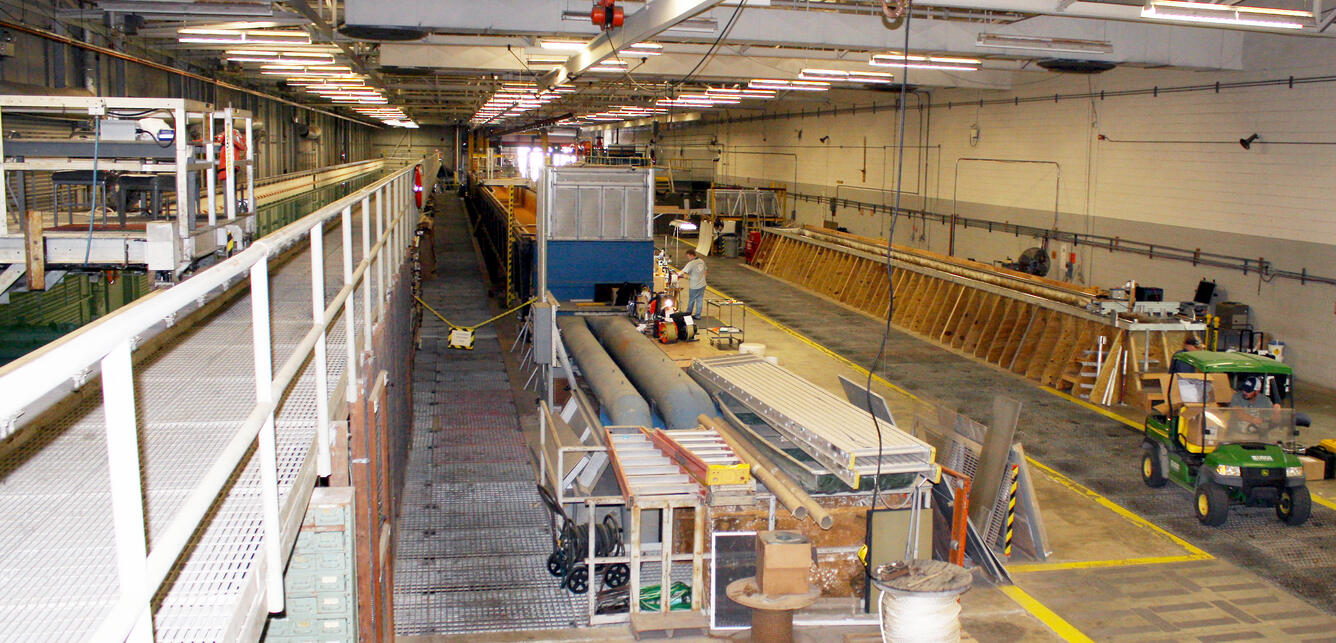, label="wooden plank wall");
[748,231,1181,407]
